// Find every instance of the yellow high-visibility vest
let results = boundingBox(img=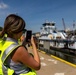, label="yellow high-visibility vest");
[0,38,14,75]
[0,38,36,75]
